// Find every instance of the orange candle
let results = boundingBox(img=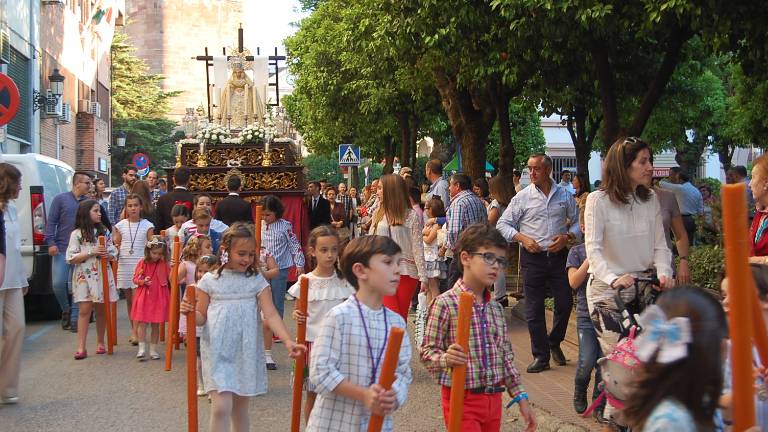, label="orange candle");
[448,292,474,432]
[290,277,310,432]
[166,236,182,371]
[367,327,405,432]
[255,204,263,251]
[722,183,756,430]
[186,285,198,432]
[99,236,115,354]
